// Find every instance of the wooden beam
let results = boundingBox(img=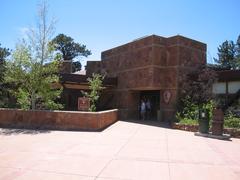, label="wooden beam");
[64,83,90,90]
